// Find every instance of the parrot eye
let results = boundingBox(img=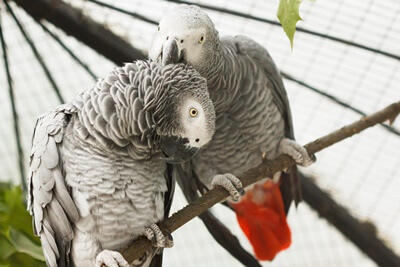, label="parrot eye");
[198,36,204,44]
[189,108,198,117]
